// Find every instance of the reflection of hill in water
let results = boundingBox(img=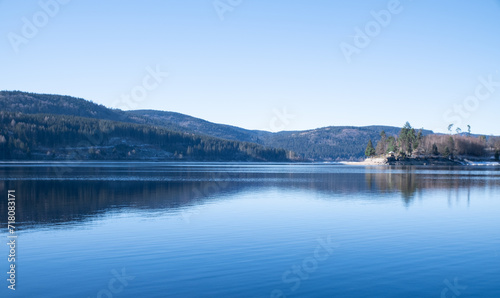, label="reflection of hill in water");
[0,165,499,229]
